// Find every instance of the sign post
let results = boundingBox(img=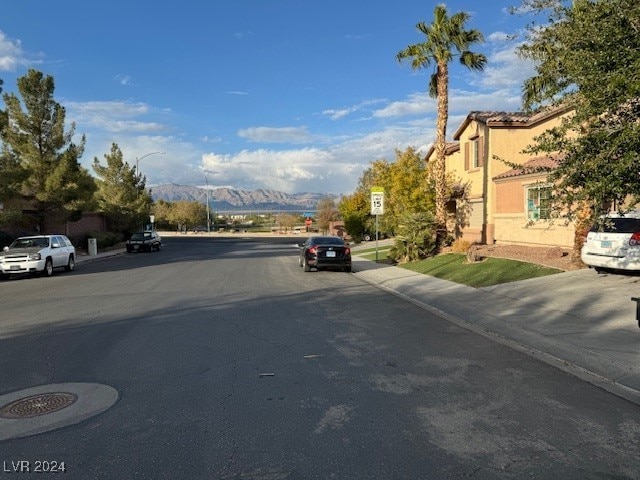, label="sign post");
[370,187,385,262]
